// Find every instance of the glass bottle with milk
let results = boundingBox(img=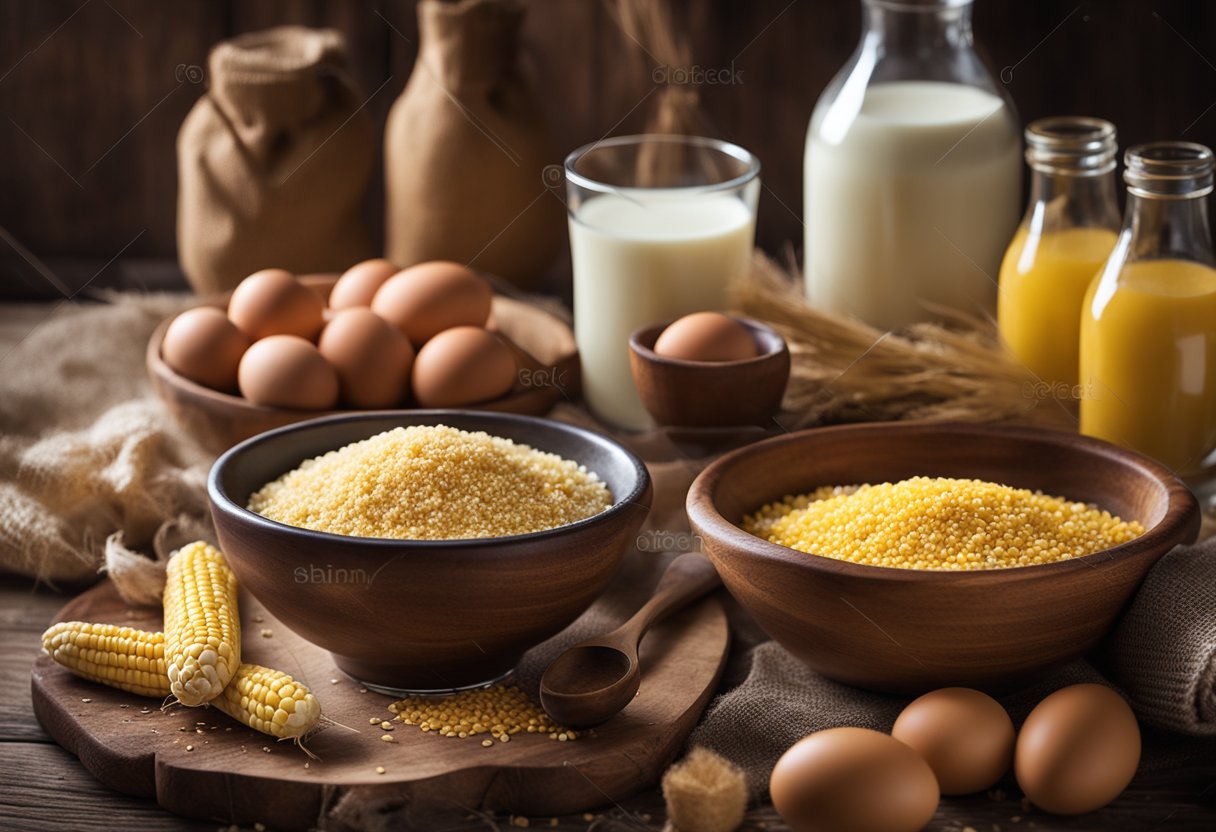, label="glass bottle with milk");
[804,0,1022,329]
[565,136,760,430]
